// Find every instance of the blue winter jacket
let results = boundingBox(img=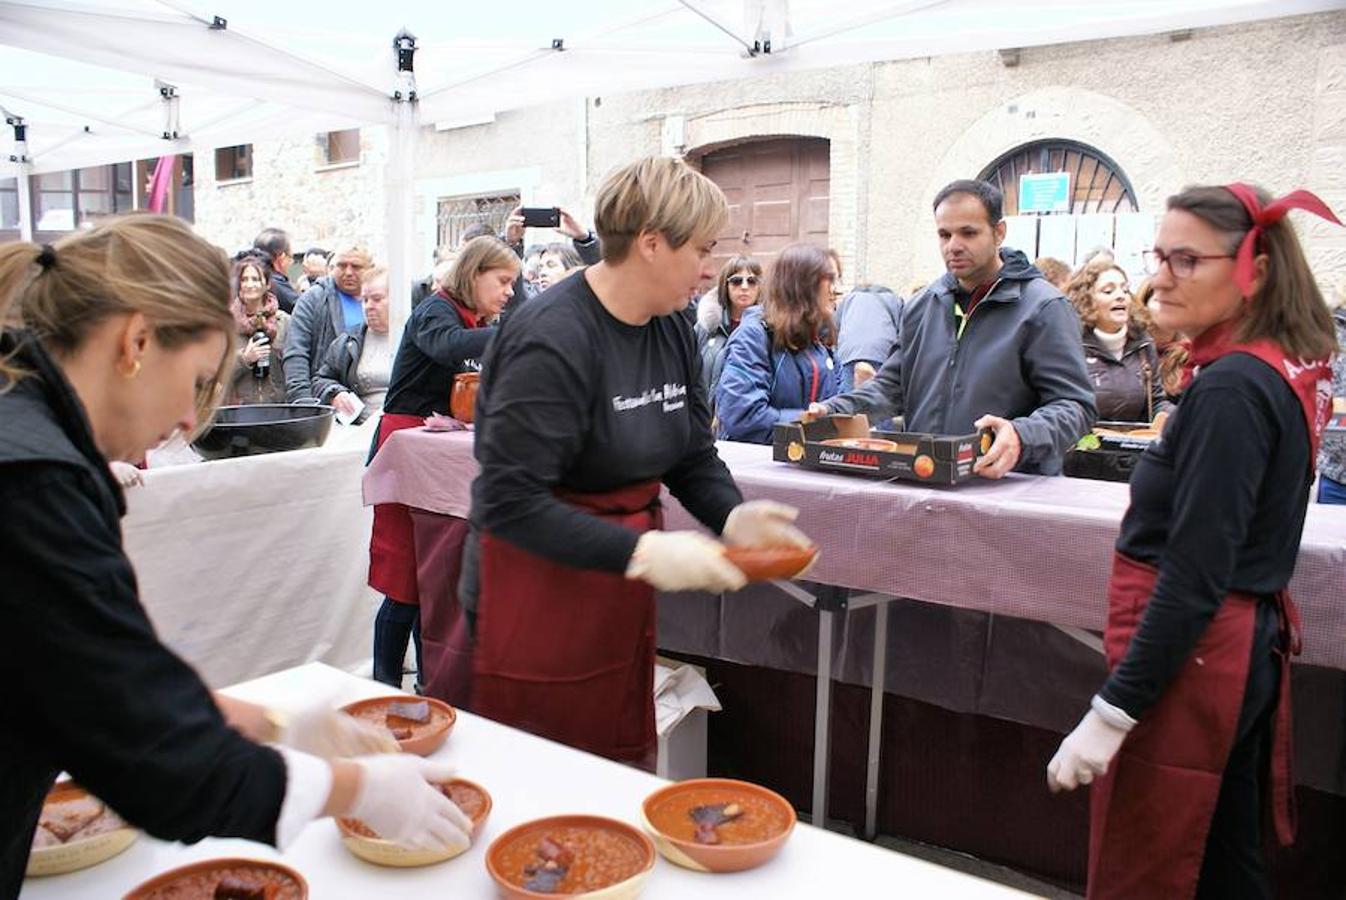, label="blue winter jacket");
[715,305,839,444]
